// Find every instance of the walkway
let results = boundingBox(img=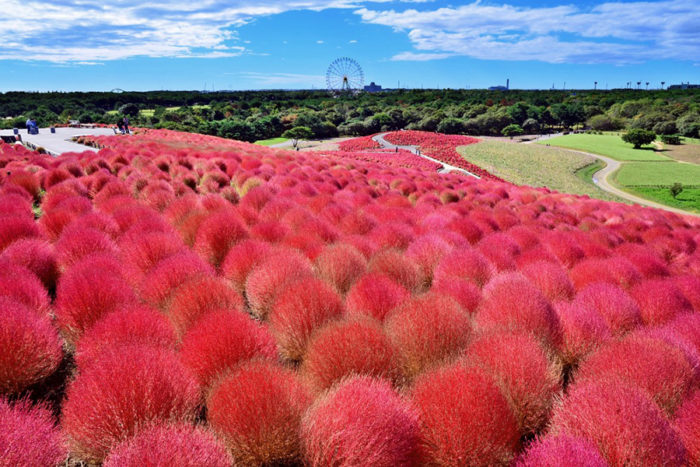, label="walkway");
[372,133,480,178]
[0,127,116,156]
